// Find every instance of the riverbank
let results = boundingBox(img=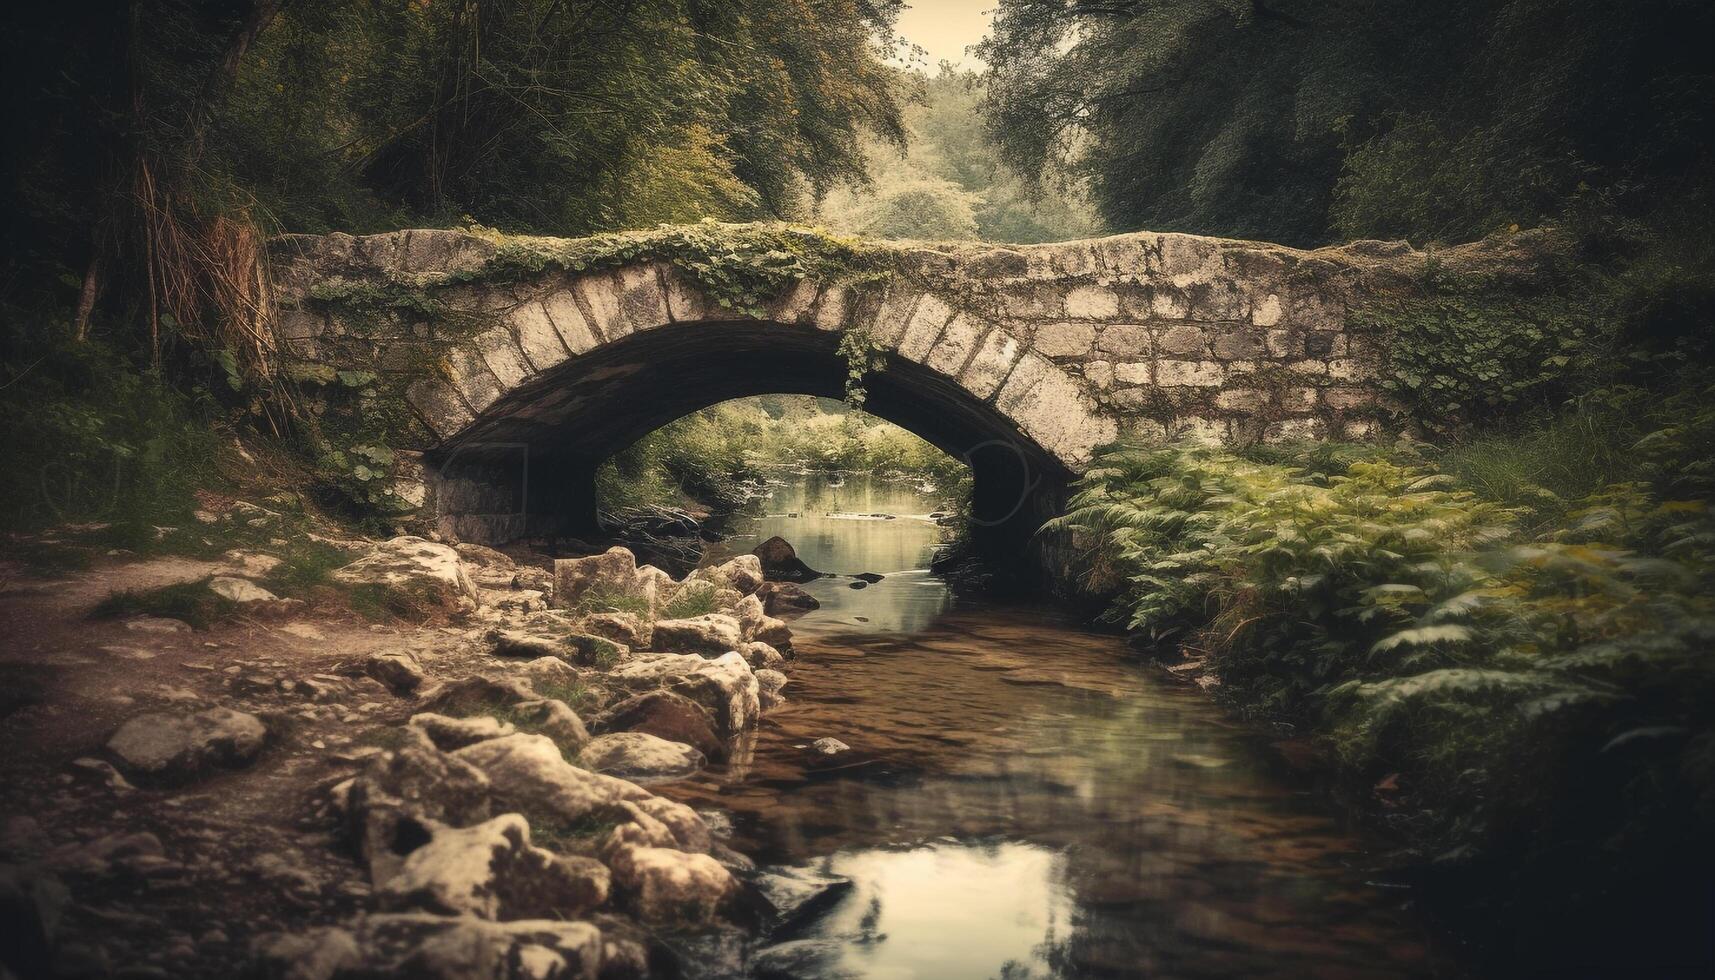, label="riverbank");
[1047,397,1715,976]
[0,508,828,977]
